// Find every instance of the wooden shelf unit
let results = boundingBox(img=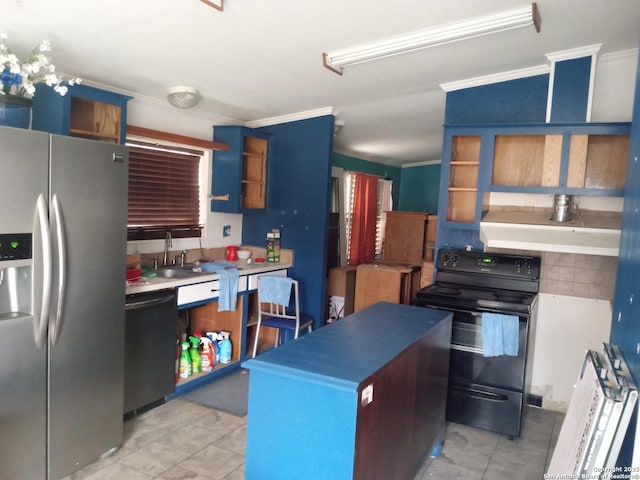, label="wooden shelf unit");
[211,126,270,213]
[241,136,268,210]
[447,135,481,223]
